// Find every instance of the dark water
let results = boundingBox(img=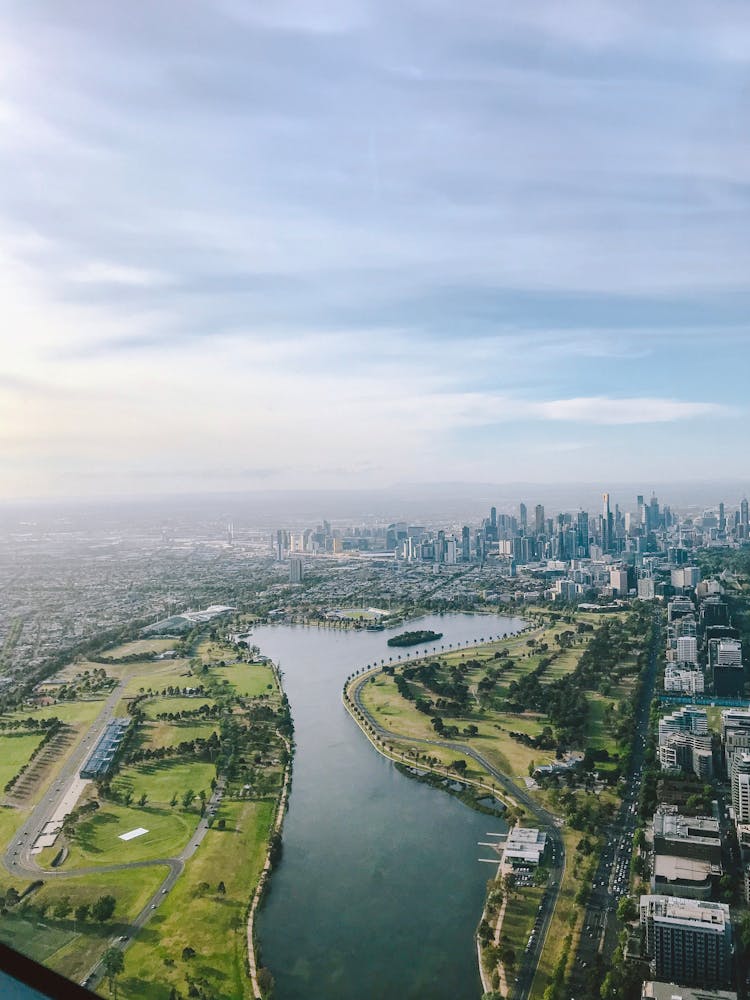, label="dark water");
[254,613,525,1000]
